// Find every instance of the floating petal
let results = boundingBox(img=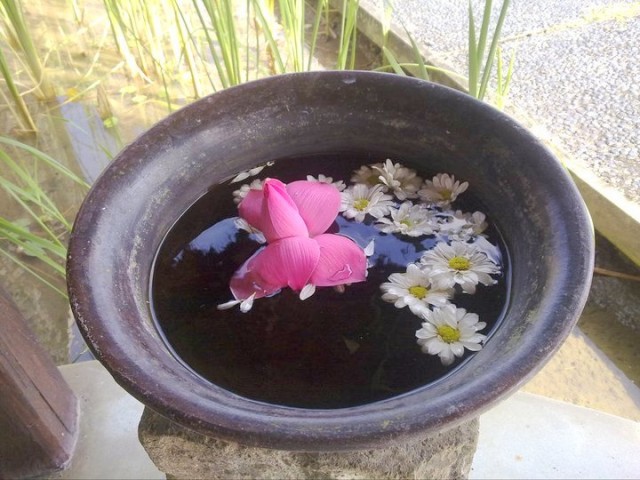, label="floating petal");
[229,248,282,301]
[237,188,265,230]
[286,180,341,236]
[252,236,321,291]
[310,234,367,287]
[239,178,309,241]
